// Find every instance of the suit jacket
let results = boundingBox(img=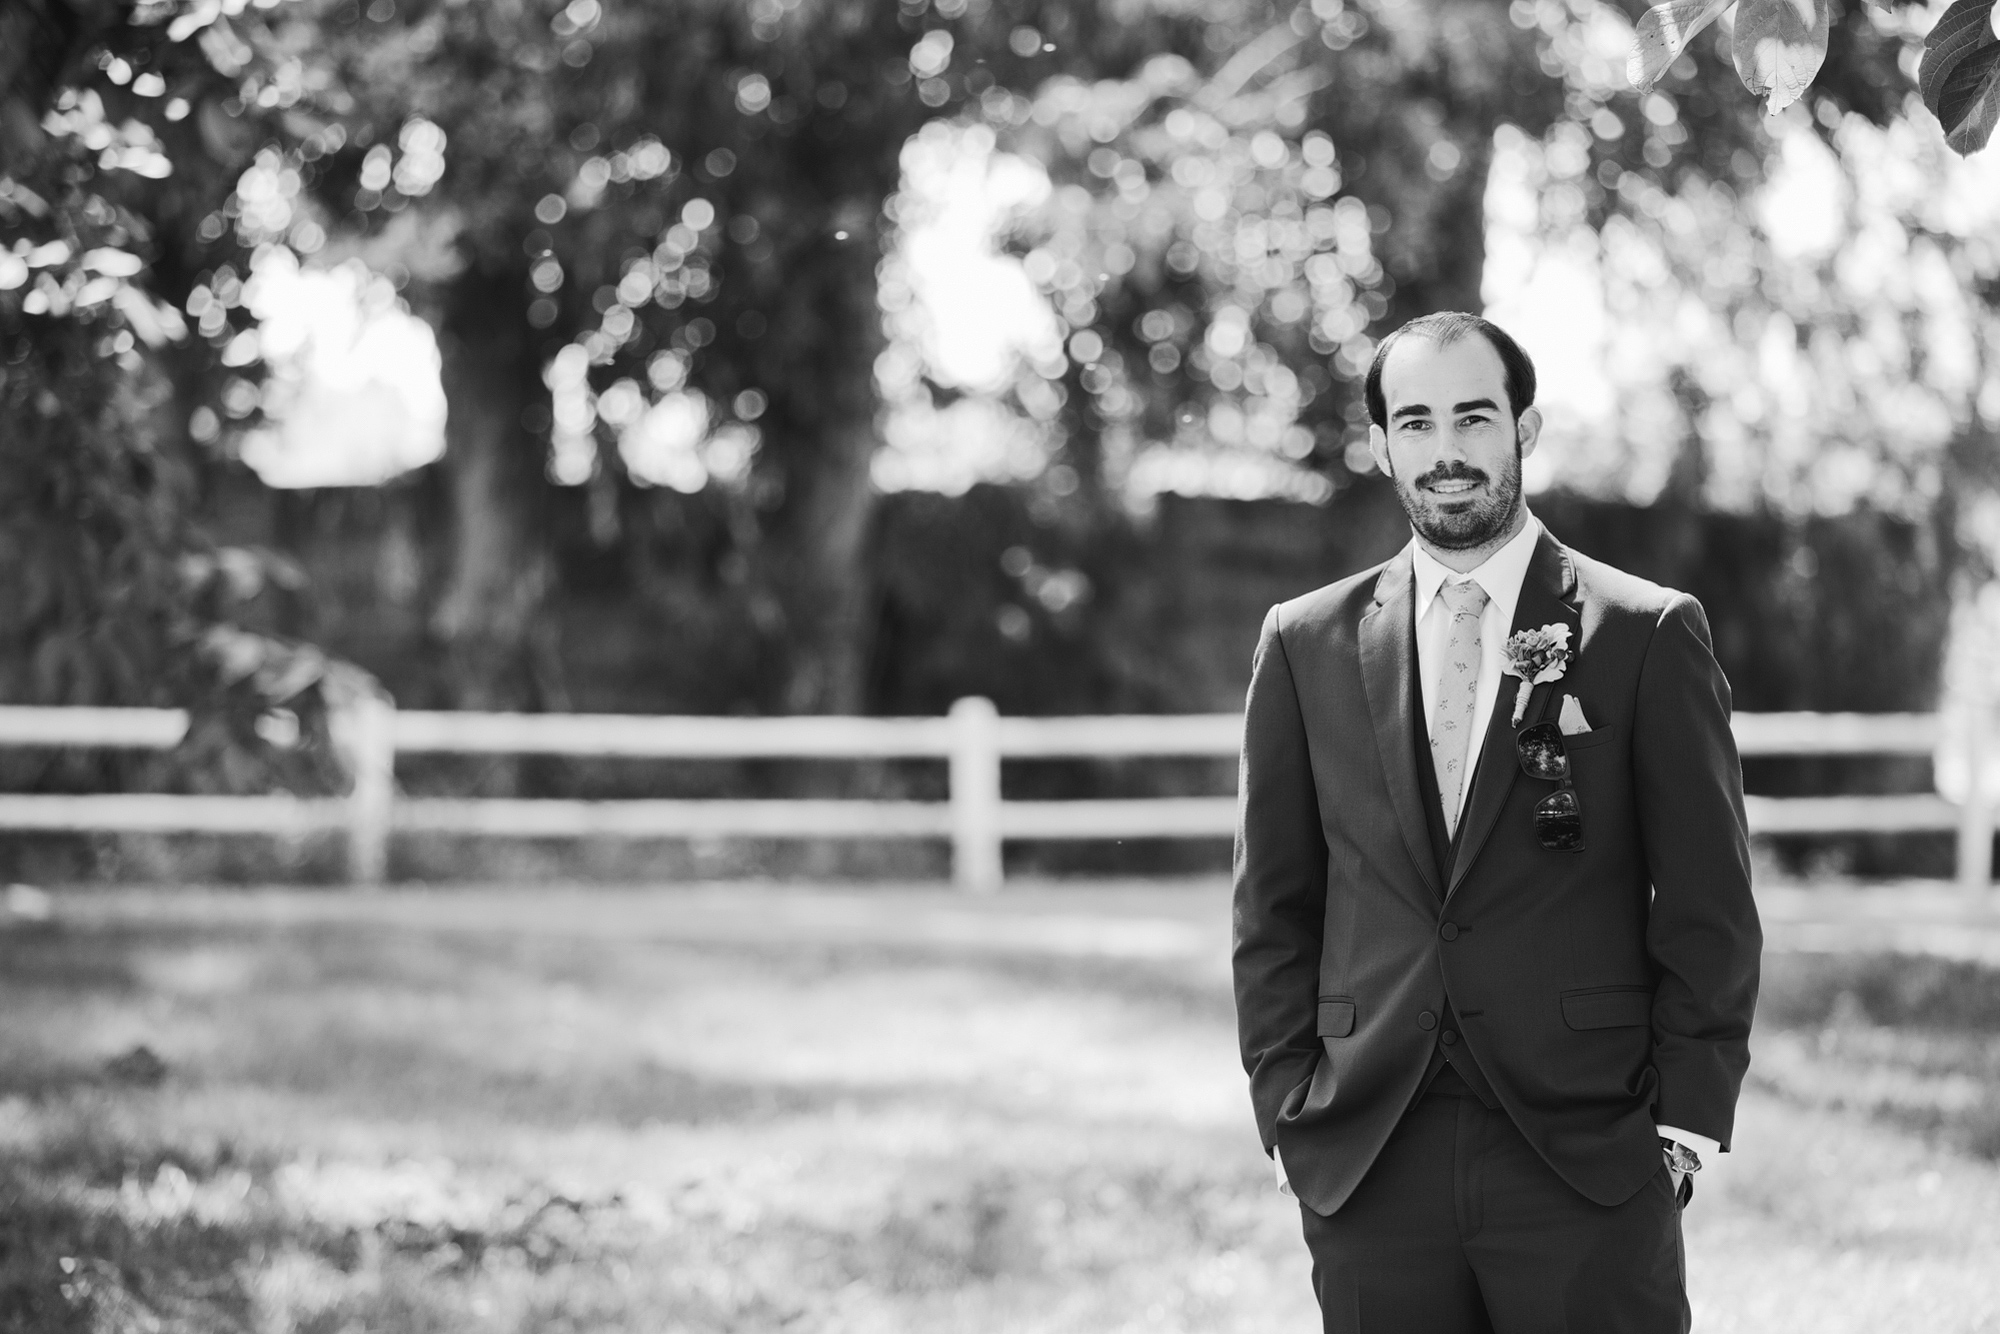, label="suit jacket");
[1231,527,1760,1215]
